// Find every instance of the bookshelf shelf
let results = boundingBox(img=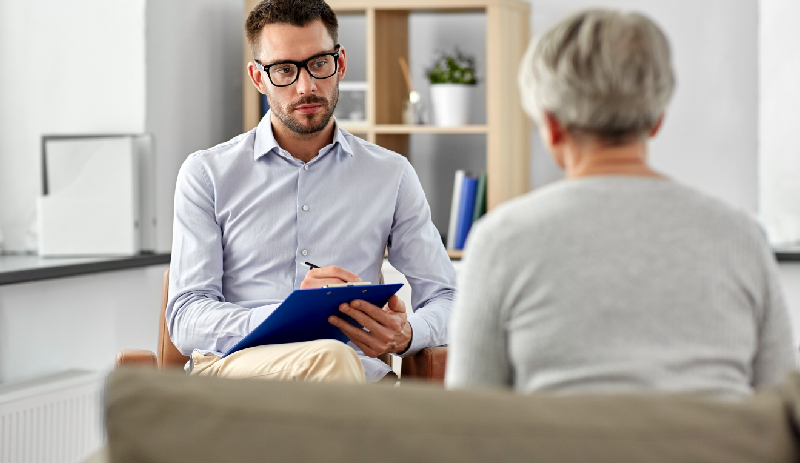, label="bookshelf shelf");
[447,249,464,260]
[374,125,488,134]
[243,0,530,251]
[338,123,489,135]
